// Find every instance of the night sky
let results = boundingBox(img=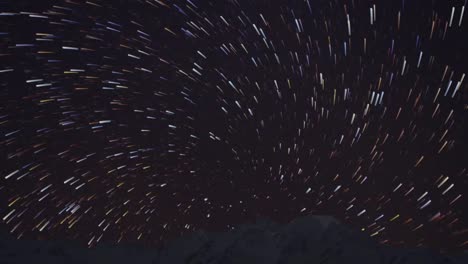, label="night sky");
[0,0,467,252]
